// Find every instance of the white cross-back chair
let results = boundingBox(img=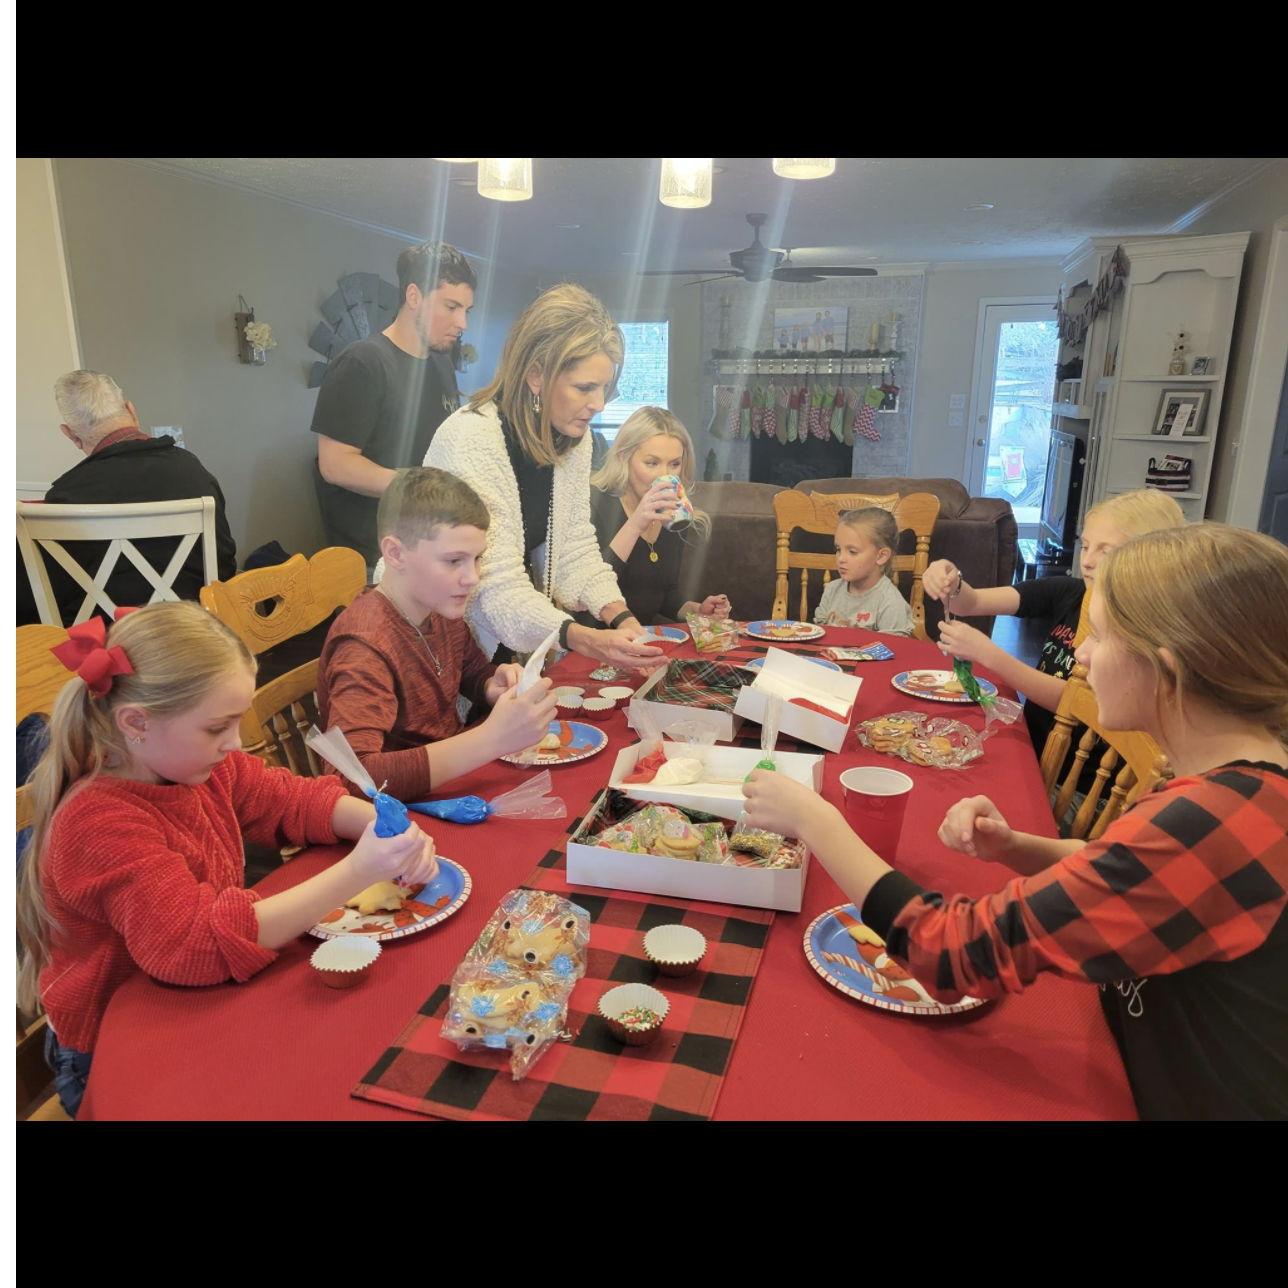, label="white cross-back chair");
[17,498,219,626]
